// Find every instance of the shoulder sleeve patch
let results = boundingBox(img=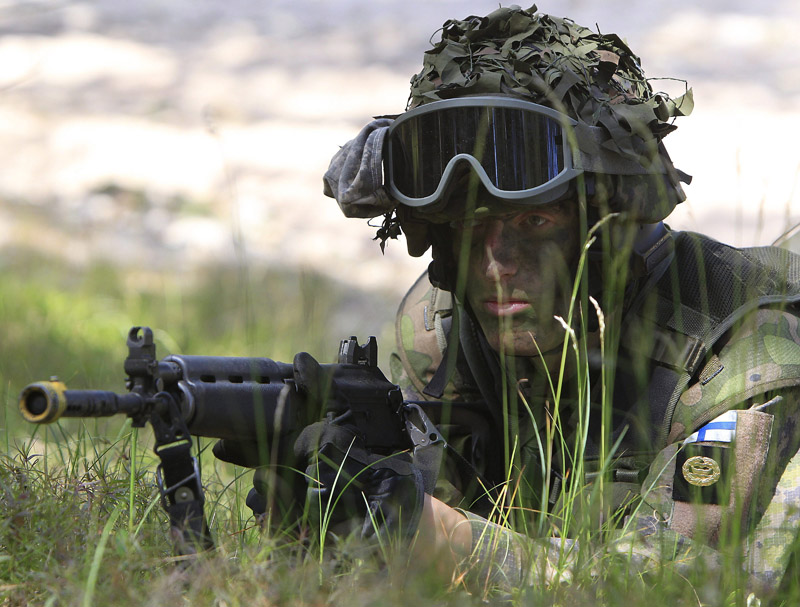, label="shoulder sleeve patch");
[672,308,800,441]
[392,271,450,398]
